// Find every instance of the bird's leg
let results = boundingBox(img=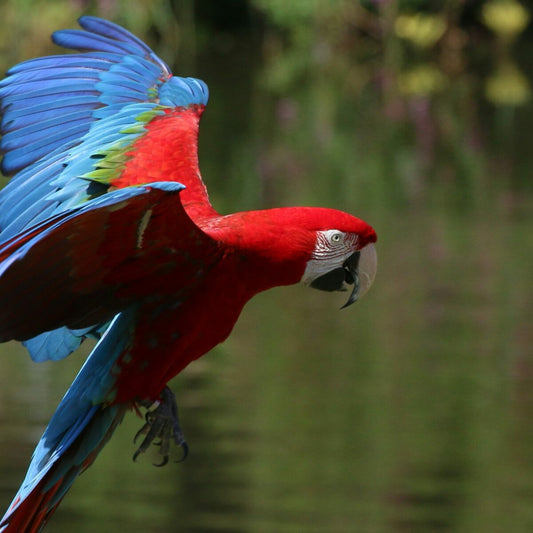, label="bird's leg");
[133,386,188,466]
